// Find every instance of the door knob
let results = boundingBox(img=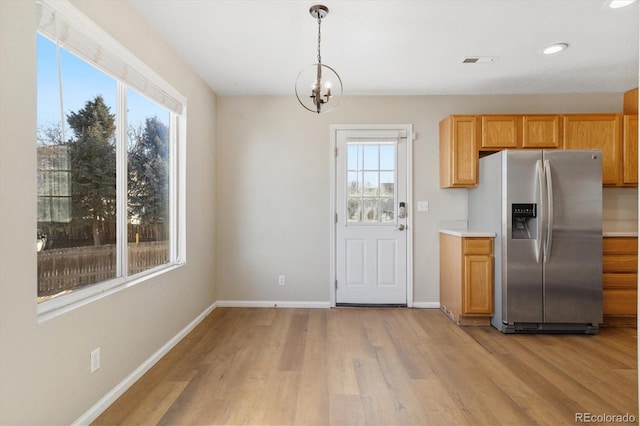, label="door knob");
[397,224,405,231]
